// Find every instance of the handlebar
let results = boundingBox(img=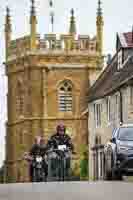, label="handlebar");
[46,148,76,154]
[23,152,46,162]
